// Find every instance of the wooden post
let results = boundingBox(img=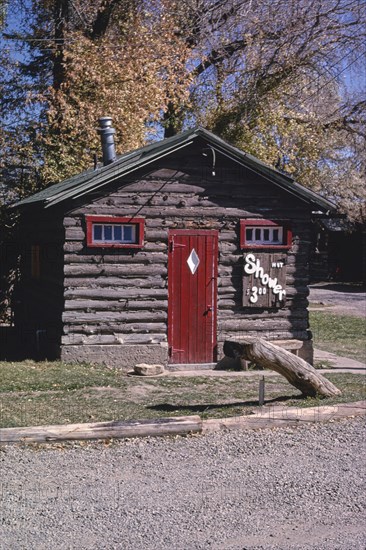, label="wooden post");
[240,358,249,371]
[224,339,342,398]
[259,376,265,406]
